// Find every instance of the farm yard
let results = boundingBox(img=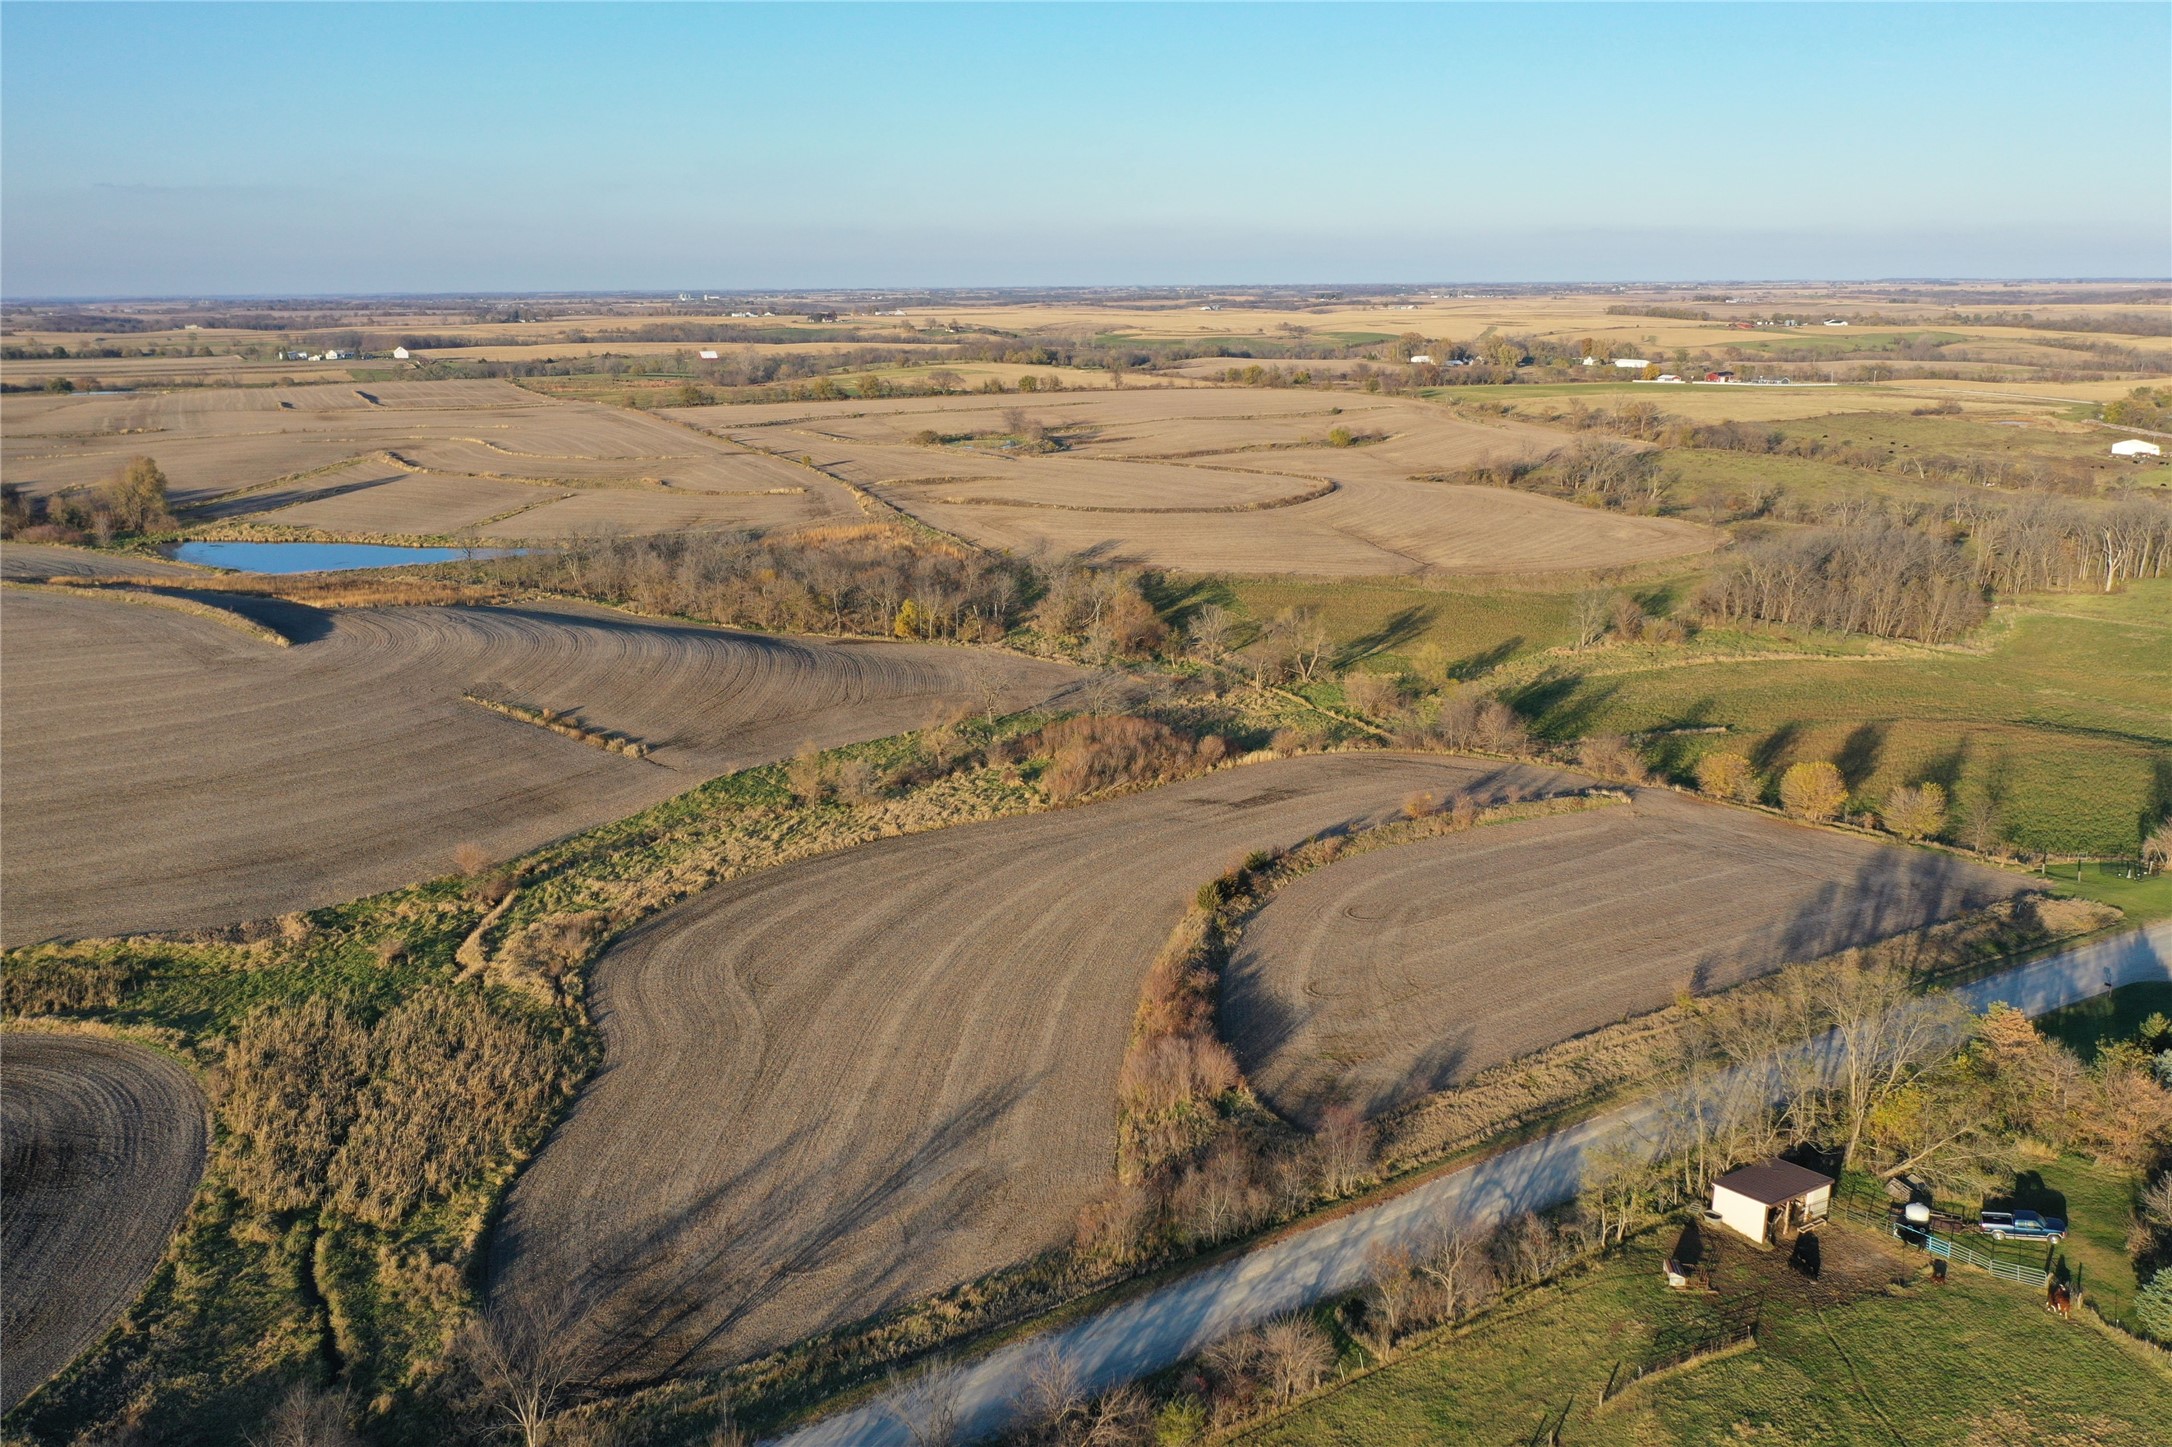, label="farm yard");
[1242,1225,2172,1447]
[0,1034,208,1414]
[1226,788,2027,1125]
[0,586,1075,943]
[2,279,2169,1447]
